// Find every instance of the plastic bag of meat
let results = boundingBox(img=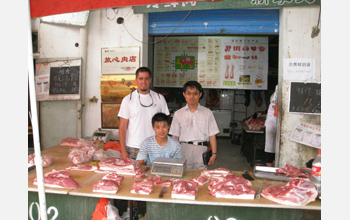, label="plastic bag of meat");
[261,178,318,206]
[171,180,199,200]
[201,168,232,179]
